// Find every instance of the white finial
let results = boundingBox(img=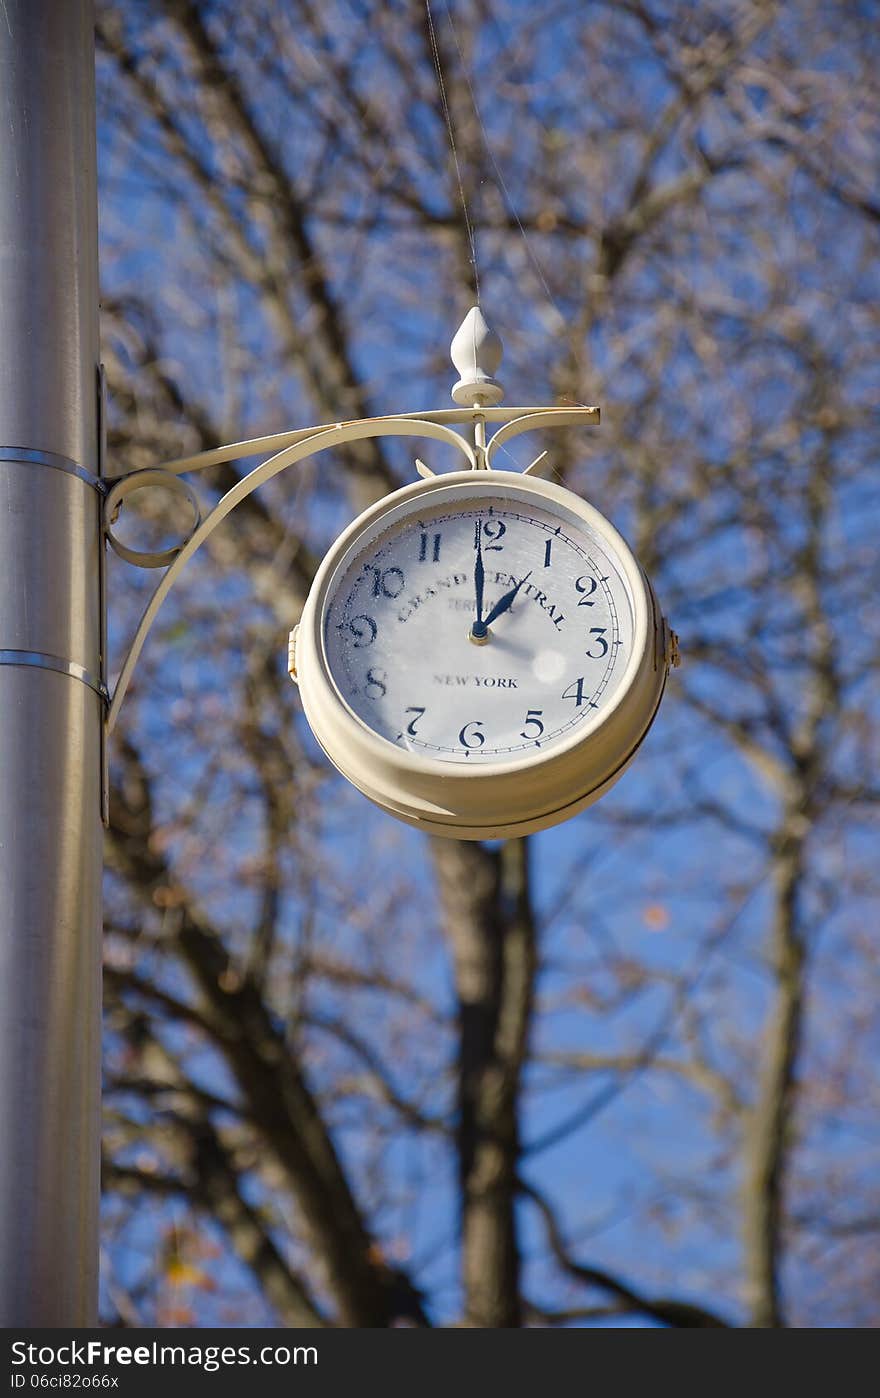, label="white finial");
[450,306,504,406]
